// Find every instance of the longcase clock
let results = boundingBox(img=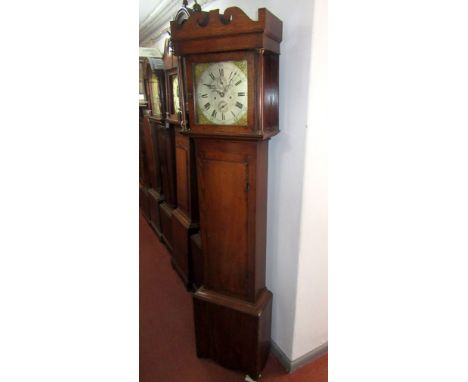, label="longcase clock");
[144,58,166,238]
[171,6,282,380]
[156,41,180,252]
[139,58,151,219]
